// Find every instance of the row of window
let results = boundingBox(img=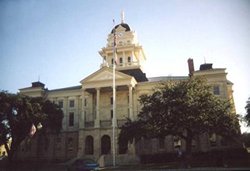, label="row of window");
[58,95,129,109]
[84,135,223,156]
[85,135,127,155]
[58,100,75,108]
[57,86,219,110]
[108,56,132,65]
[109,40,132,47]
[57,99,88,109]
